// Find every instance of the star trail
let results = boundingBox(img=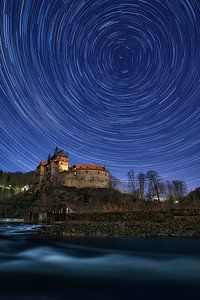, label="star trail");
[0,0,200,189]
